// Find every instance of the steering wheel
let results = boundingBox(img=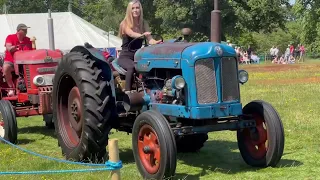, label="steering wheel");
[16,44,32,51]
[16,44,24,51]
[128,34,163,52]
[173,36,183,42]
